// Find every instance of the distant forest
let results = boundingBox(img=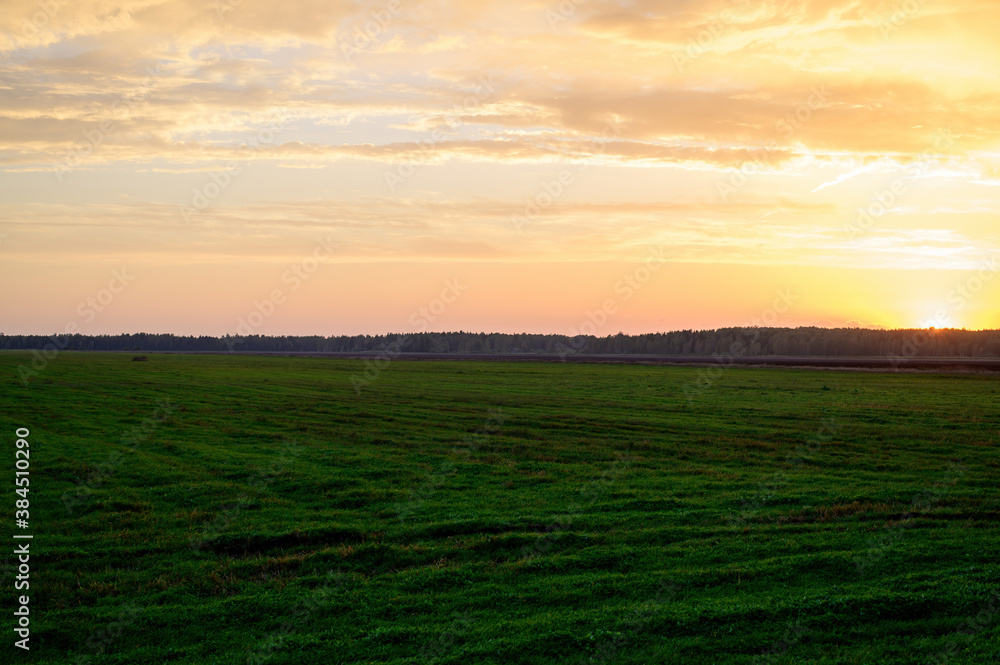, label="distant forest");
[3,328,1000,358]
